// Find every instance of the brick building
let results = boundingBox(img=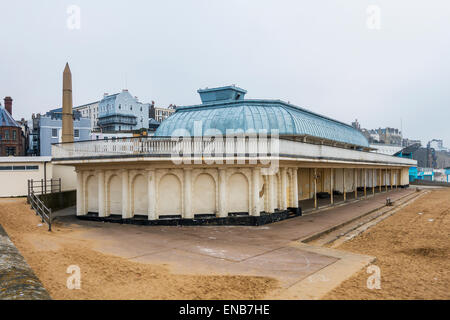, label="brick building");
[0,97,26,156]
